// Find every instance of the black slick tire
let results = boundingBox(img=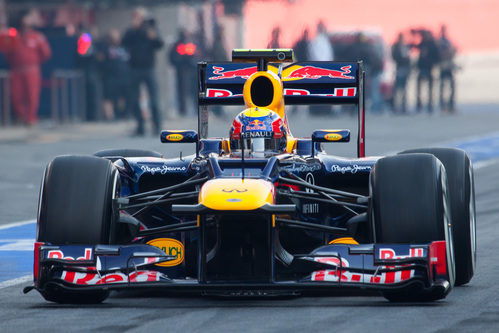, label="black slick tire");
[370,153,455,302]
[38,155,118,244]
[37,155,119,303]
[400,148,476,286]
